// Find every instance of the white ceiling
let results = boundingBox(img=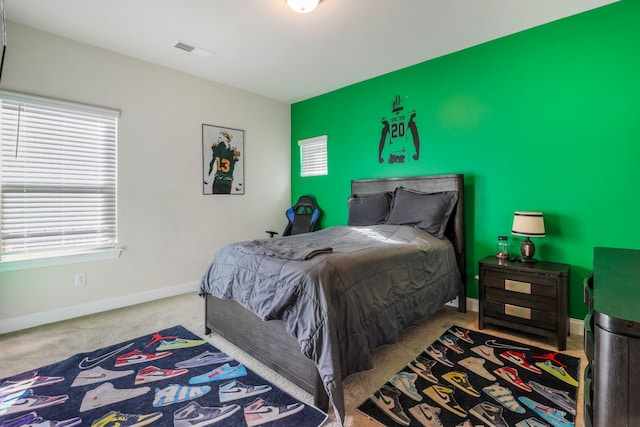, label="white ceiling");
[4,0,617,104]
